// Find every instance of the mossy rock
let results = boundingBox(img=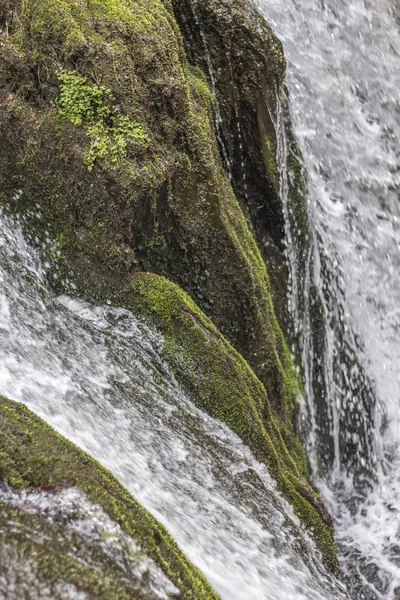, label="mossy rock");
[0,395,220,599]
[0,501,160,600]
[116,272,338,570]
[0,0,337,570]
[2,0,297,418]
[171,0,289,319]
[170,0,377,484]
